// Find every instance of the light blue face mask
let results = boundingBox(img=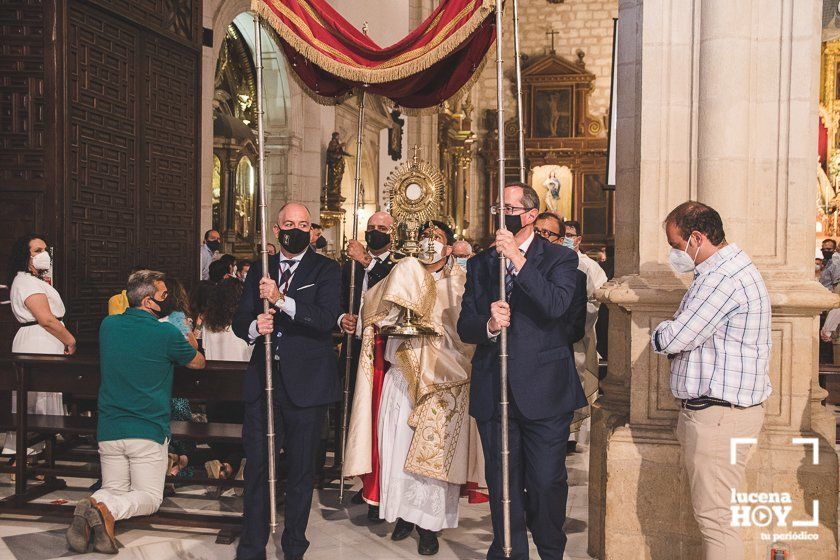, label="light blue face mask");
[562,238,576,250]
[455,257,469,269]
